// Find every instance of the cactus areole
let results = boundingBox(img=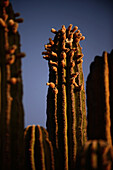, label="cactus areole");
[42,24,87,170]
